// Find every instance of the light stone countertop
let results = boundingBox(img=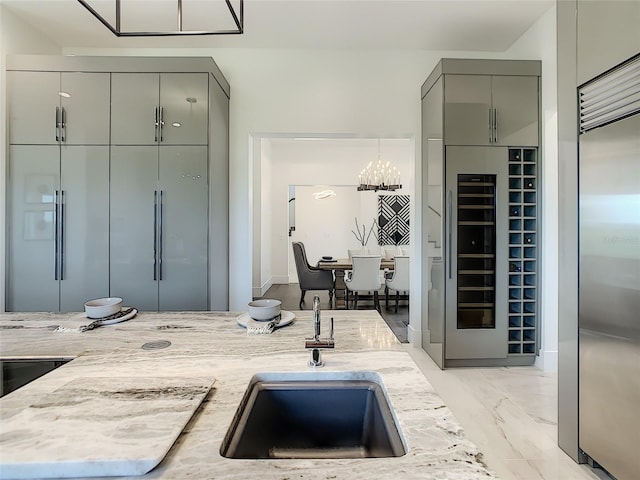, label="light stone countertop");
[0,310,498,479]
